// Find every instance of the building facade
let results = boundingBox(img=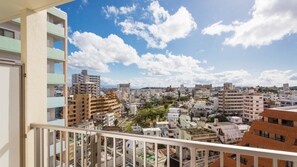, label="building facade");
[0,8,68,125]
[243,94,264,122]
[68,91,122,126]
[218,83,244,116]
[212,106,297,167]
[72,70,100,97]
